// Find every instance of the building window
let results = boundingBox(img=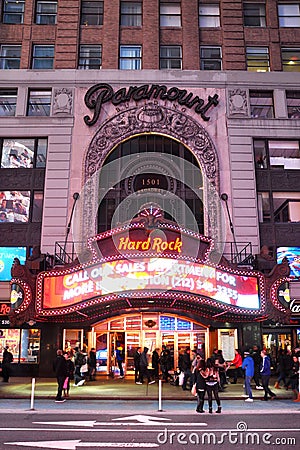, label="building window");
[199,4,220,27]
[0,45,21,69]
[243,2,266,27]
[0,89,17,116]
[0,191,30,223]
[160,2,181,27]
[32,191,44,222]
[81,0,104,26]
[273,193,300,222]
[254,139,300,170]
[119,45,142,69]
[257,192,271,222]
[32,45,54,69]
[0,137,47,168]
[35,1,58,24]
[278,3,300,27]
[78,45,102,69]
[120,2,142,26]
[246,47,269,72]
[200,46,222,70]
[160,45,182,69]
[2,0,25,24]
[250,91,274,118]
[27,90,51,116]
[286,91,300,118]
[281,48,300,72]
